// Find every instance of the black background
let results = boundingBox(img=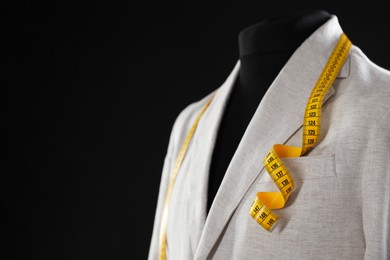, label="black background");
[2,2,390,260]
